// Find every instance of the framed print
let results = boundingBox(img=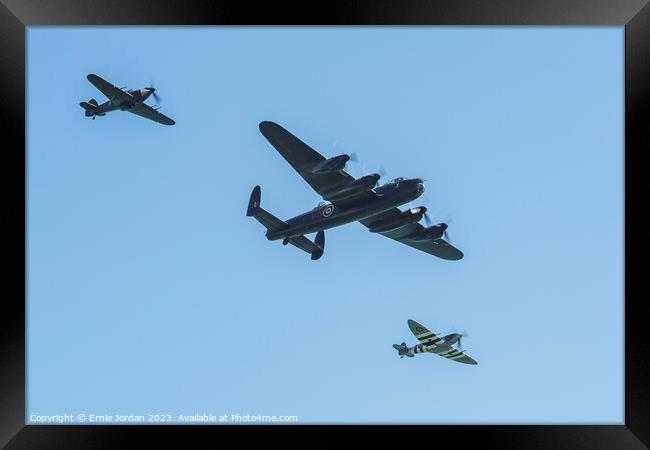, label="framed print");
[2,0,647,447]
